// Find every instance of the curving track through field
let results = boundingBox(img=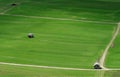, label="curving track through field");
[99,23,120,69]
